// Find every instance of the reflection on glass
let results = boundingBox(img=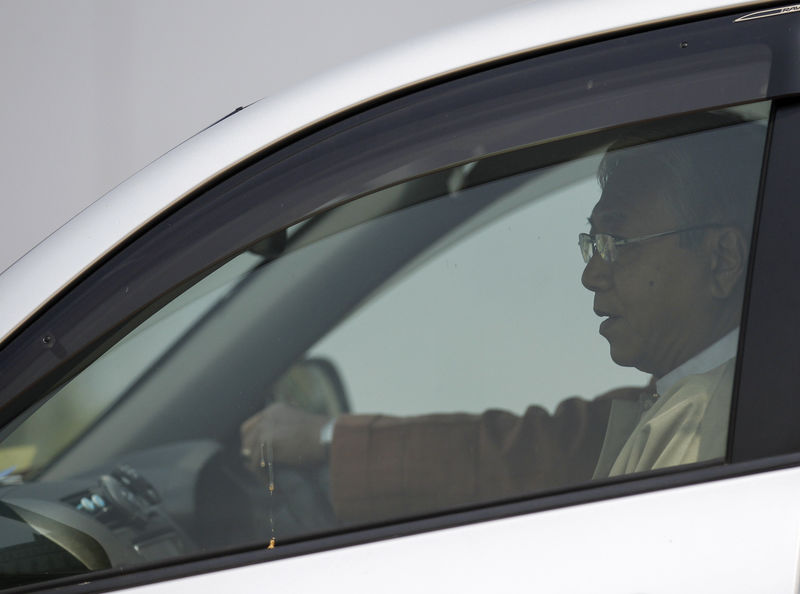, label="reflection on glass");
[0,105,770,587]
